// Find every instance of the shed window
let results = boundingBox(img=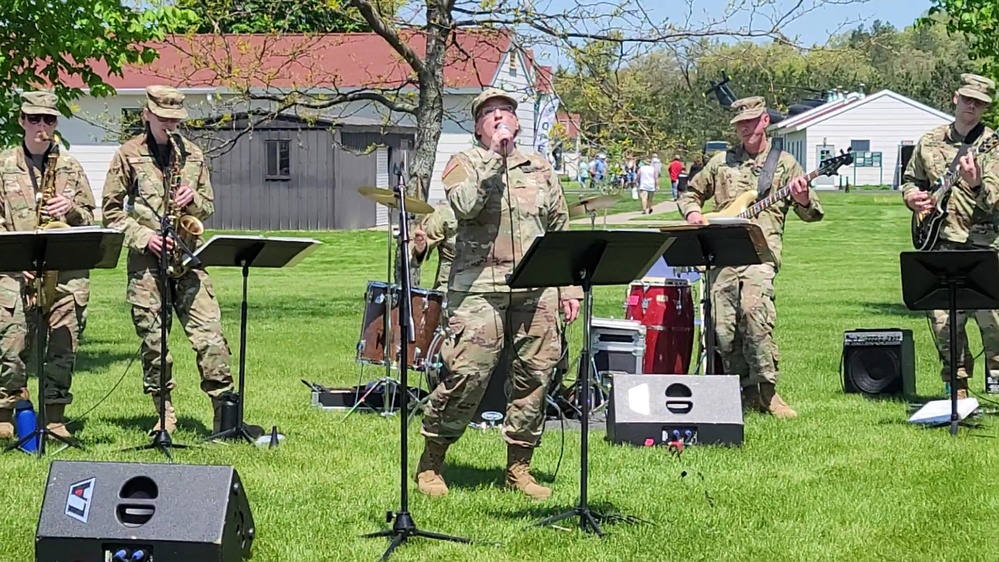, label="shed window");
[850,139,871,152]
[266,140,291,180]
